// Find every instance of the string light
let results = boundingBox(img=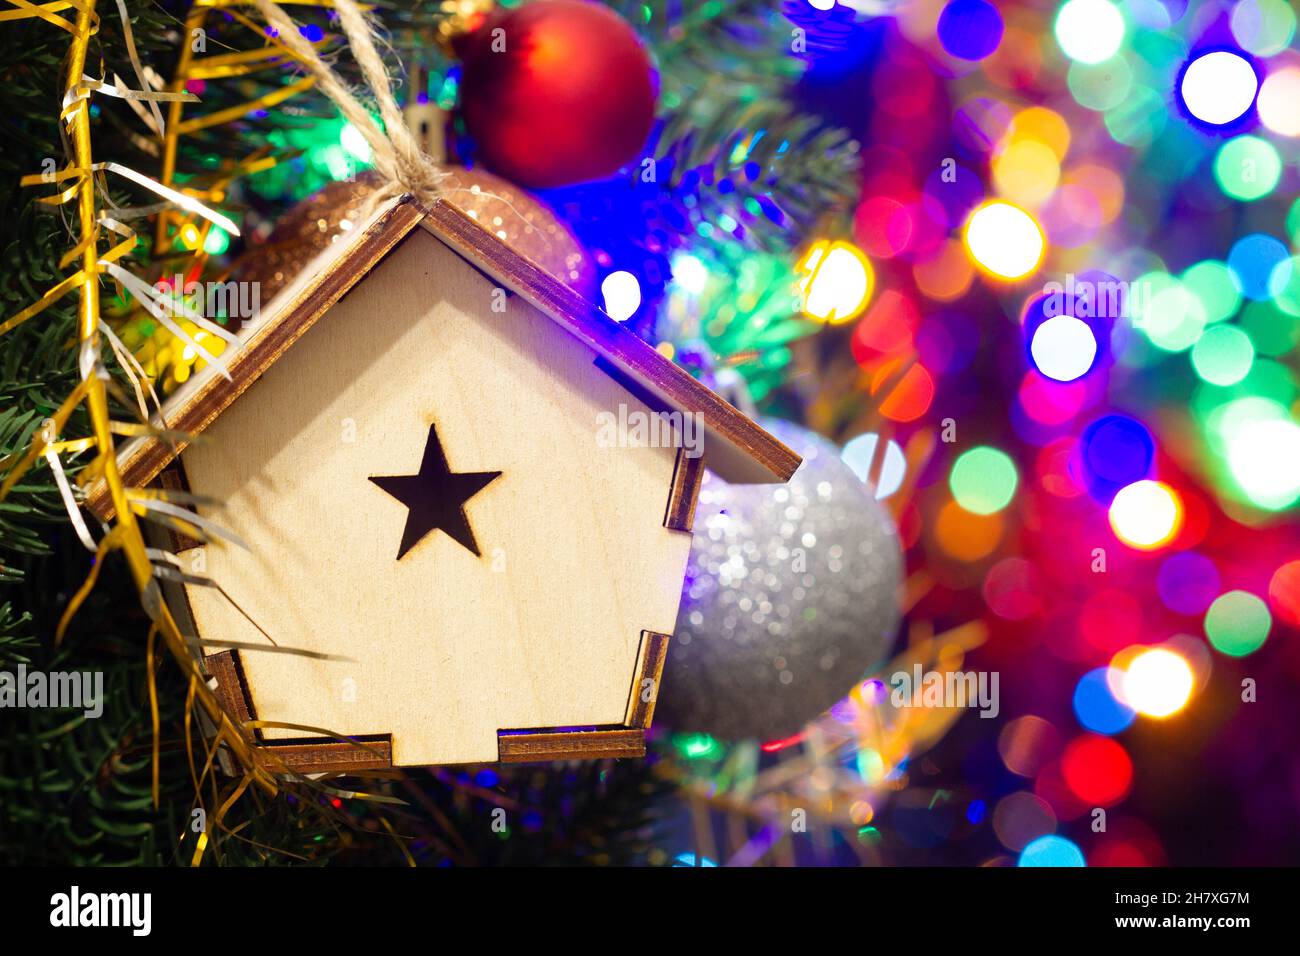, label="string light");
[601,270,641,322]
